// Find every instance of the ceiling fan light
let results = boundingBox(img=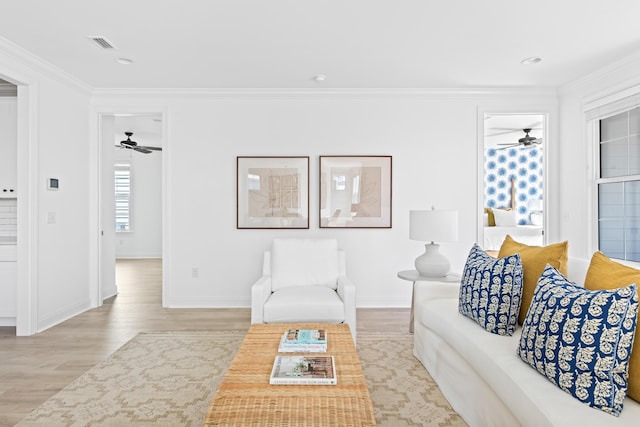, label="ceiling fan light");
[116,57,134,65]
